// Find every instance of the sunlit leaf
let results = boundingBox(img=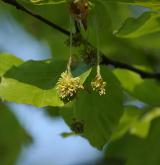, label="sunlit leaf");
[114,69,160,106]
[111,107,160,141]
[0,53,23,77]
[114,12,160,38]
[0,60,91,107]
[106,117,160,165]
